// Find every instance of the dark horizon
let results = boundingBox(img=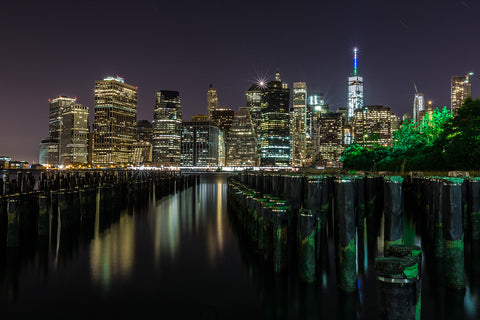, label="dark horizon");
[1,0,479,163]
